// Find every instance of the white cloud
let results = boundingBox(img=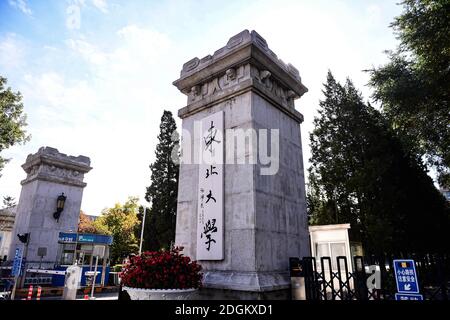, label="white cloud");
[67,25,171,68]
[69,0,108,13]
[0,33,26,71]
[3,25,178,214]
[66,25,173,118]
[8,0,32,16]
[92,0,108,13]
[22,72,98,117]
[366,4,382,25]
[66,39,107,65]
